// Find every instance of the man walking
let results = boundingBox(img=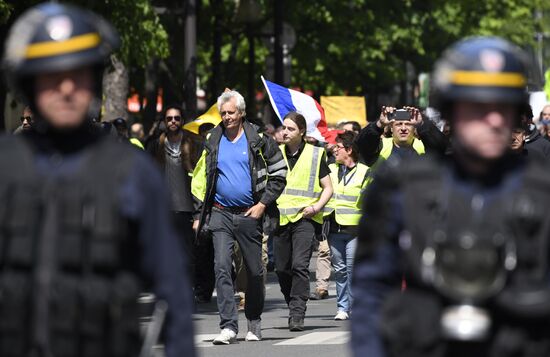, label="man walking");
[192,90,286,344]
[148,105,198,270]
